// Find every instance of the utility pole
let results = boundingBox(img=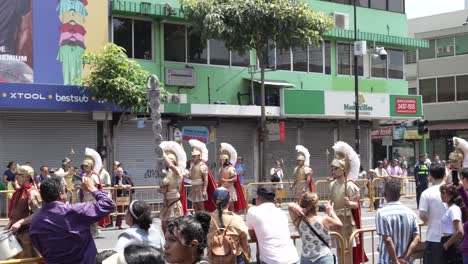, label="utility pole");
[353,0,360,154]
